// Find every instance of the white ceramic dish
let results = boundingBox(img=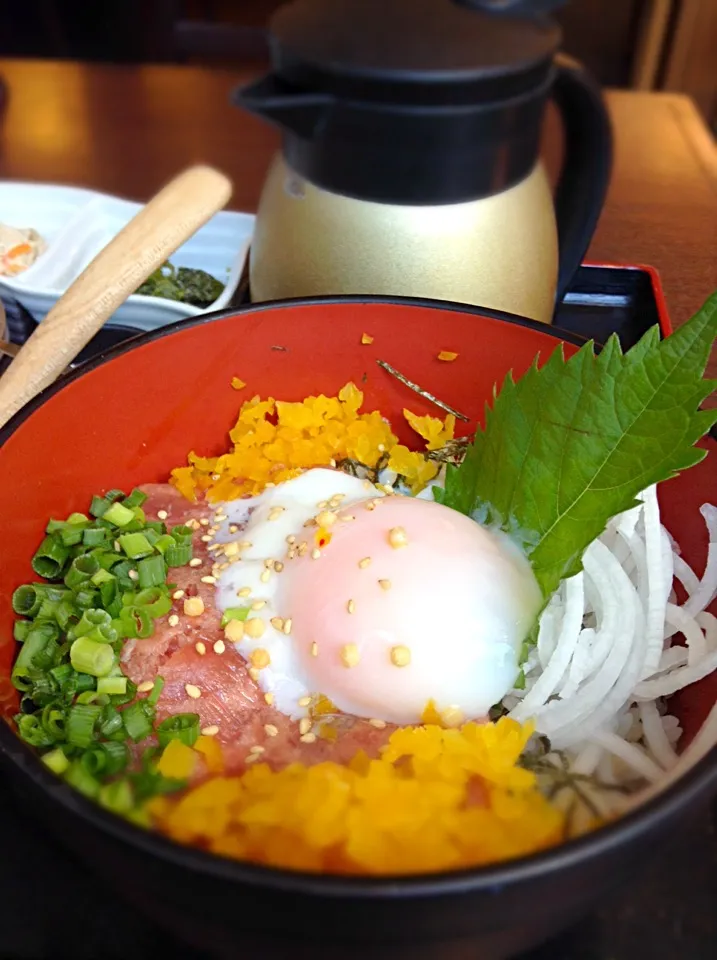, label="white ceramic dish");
[0,181,254,331]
